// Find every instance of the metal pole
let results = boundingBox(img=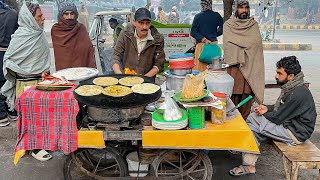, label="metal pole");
[272,0,278,40]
